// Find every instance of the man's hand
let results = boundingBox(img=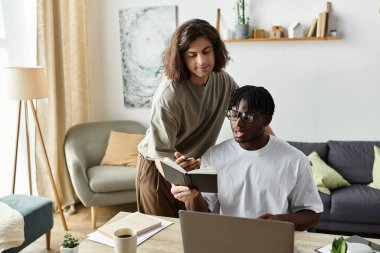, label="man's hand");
[174,151,201,172]
[258,210,320,231]
[171,184,209,212]
[171,184,199,202]
[258,213,289,222]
